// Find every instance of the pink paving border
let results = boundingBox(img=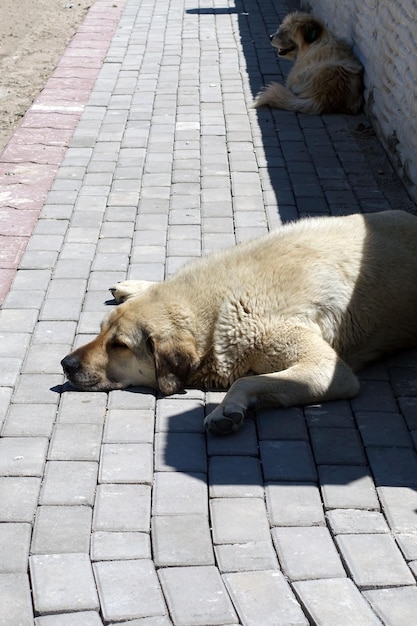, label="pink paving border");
[0,0,127,306]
